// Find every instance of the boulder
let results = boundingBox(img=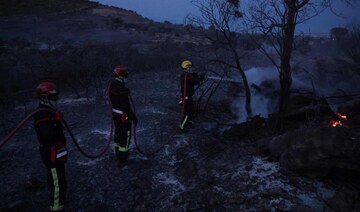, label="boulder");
[223,115,267,140]
[283,95,333,121]
[258,126,360,178]
[266,94,334,132]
